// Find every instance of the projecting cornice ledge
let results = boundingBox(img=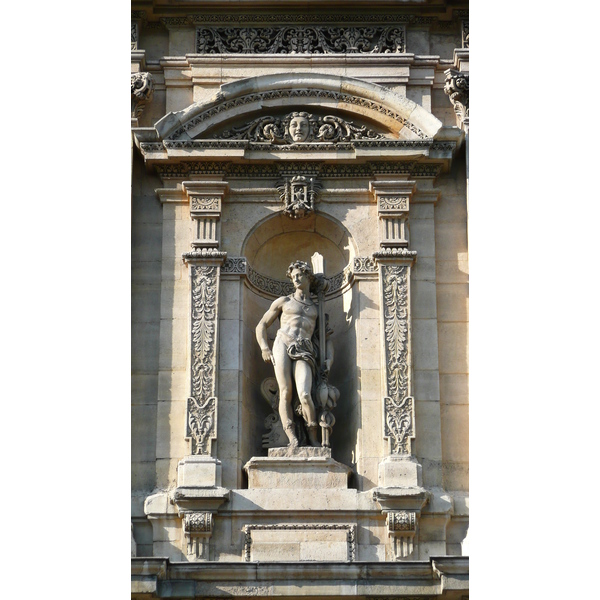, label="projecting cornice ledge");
[131,557,469,598]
